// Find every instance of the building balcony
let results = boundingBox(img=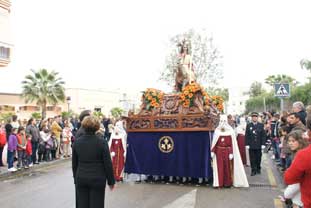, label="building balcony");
[0,0,11,12]
[0,57,10,67]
